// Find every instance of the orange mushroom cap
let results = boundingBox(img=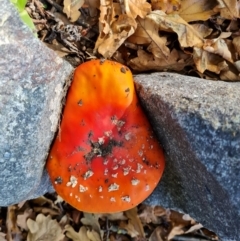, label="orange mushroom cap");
[46,59,165,213]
